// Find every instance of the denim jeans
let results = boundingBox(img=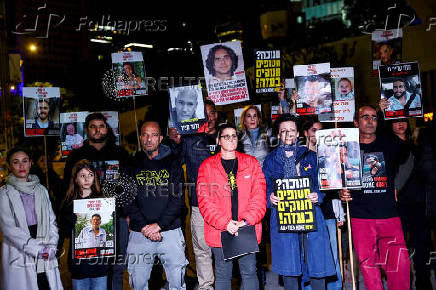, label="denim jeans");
[325,219,342,290]
[72,276,107,290]
[211,247,258,290]
[127,228,188,290]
